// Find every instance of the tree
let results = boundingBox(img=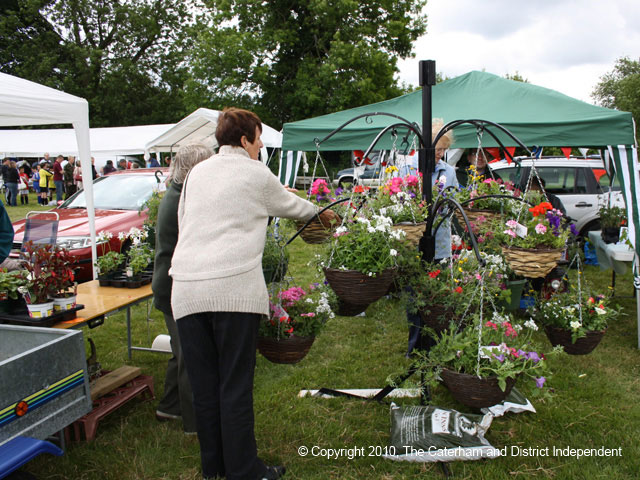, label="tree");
[187,0,428,127]
[504,71,529,83]
[593,57,640,140]
[0,0,198,126]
